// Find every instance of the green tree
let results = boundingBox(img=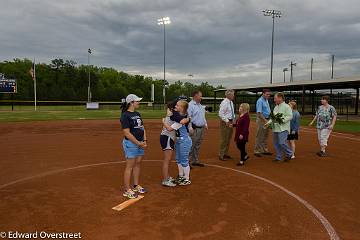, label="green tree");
[0,58,222,102]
